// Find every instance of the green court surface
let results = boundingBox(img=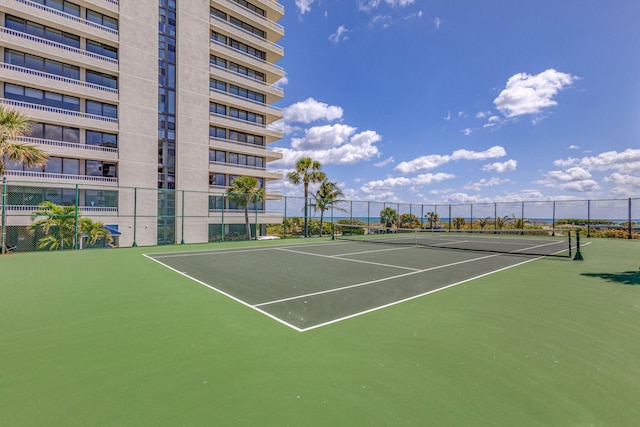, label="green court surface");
[1,237,640,426]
